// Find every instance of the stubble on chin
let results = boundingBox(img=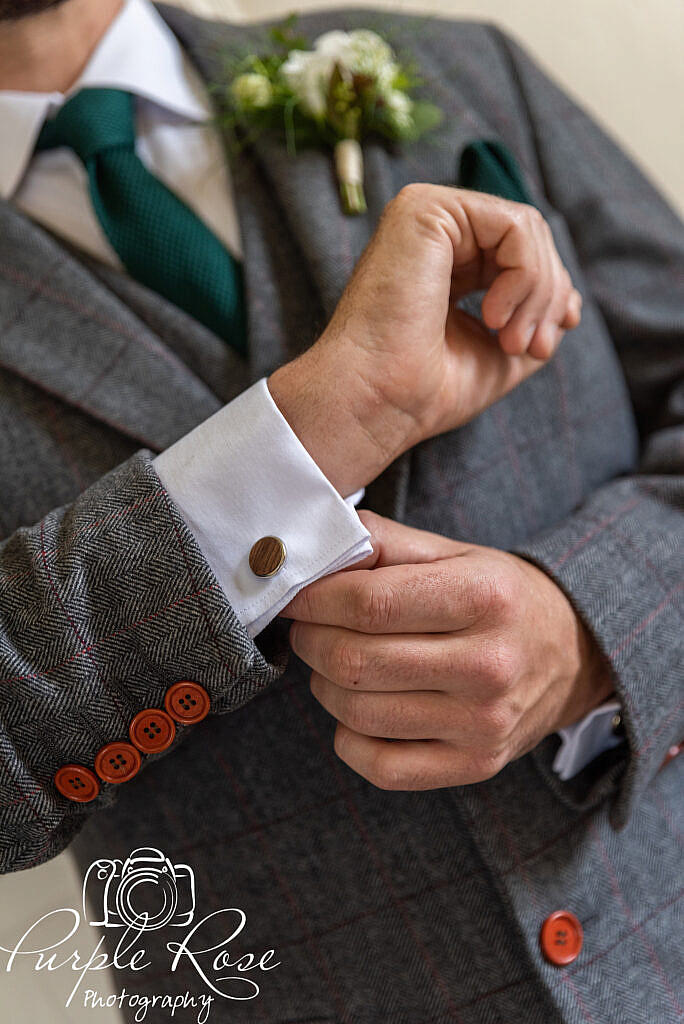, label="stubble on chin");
[0,0,70,21]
